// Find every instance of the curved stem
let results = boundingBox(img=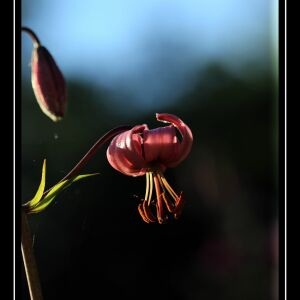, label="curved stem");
[22,27,41,48]
[43,125,132,195]
[21,209,43,300]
